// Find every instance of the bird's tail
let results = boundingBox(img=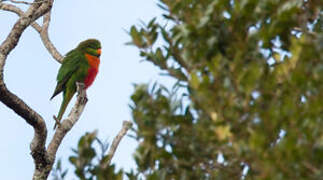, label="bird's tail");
[53,90,74,129]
